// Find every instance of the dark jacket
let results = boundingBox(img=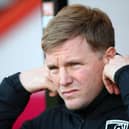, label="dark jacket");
[0,66,129,129]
